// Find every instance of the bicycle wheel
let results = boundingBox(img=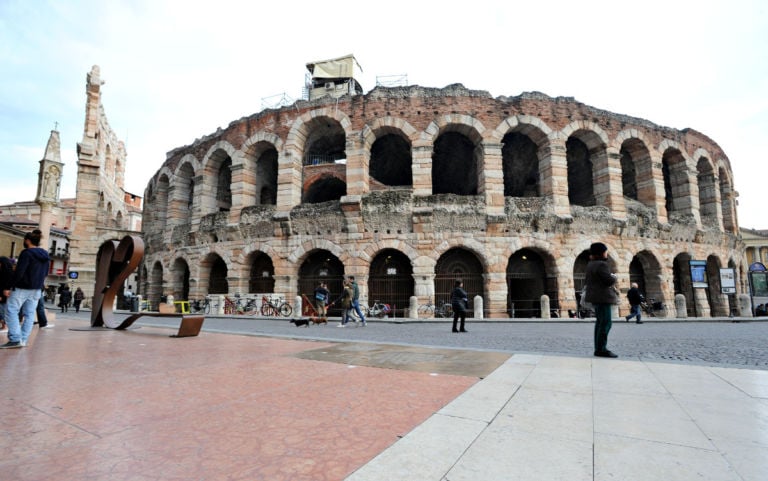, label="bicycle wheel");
[279,303,292,317]
[204,302,211,314]
[261,304,274,316]
[418,305,434,316]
